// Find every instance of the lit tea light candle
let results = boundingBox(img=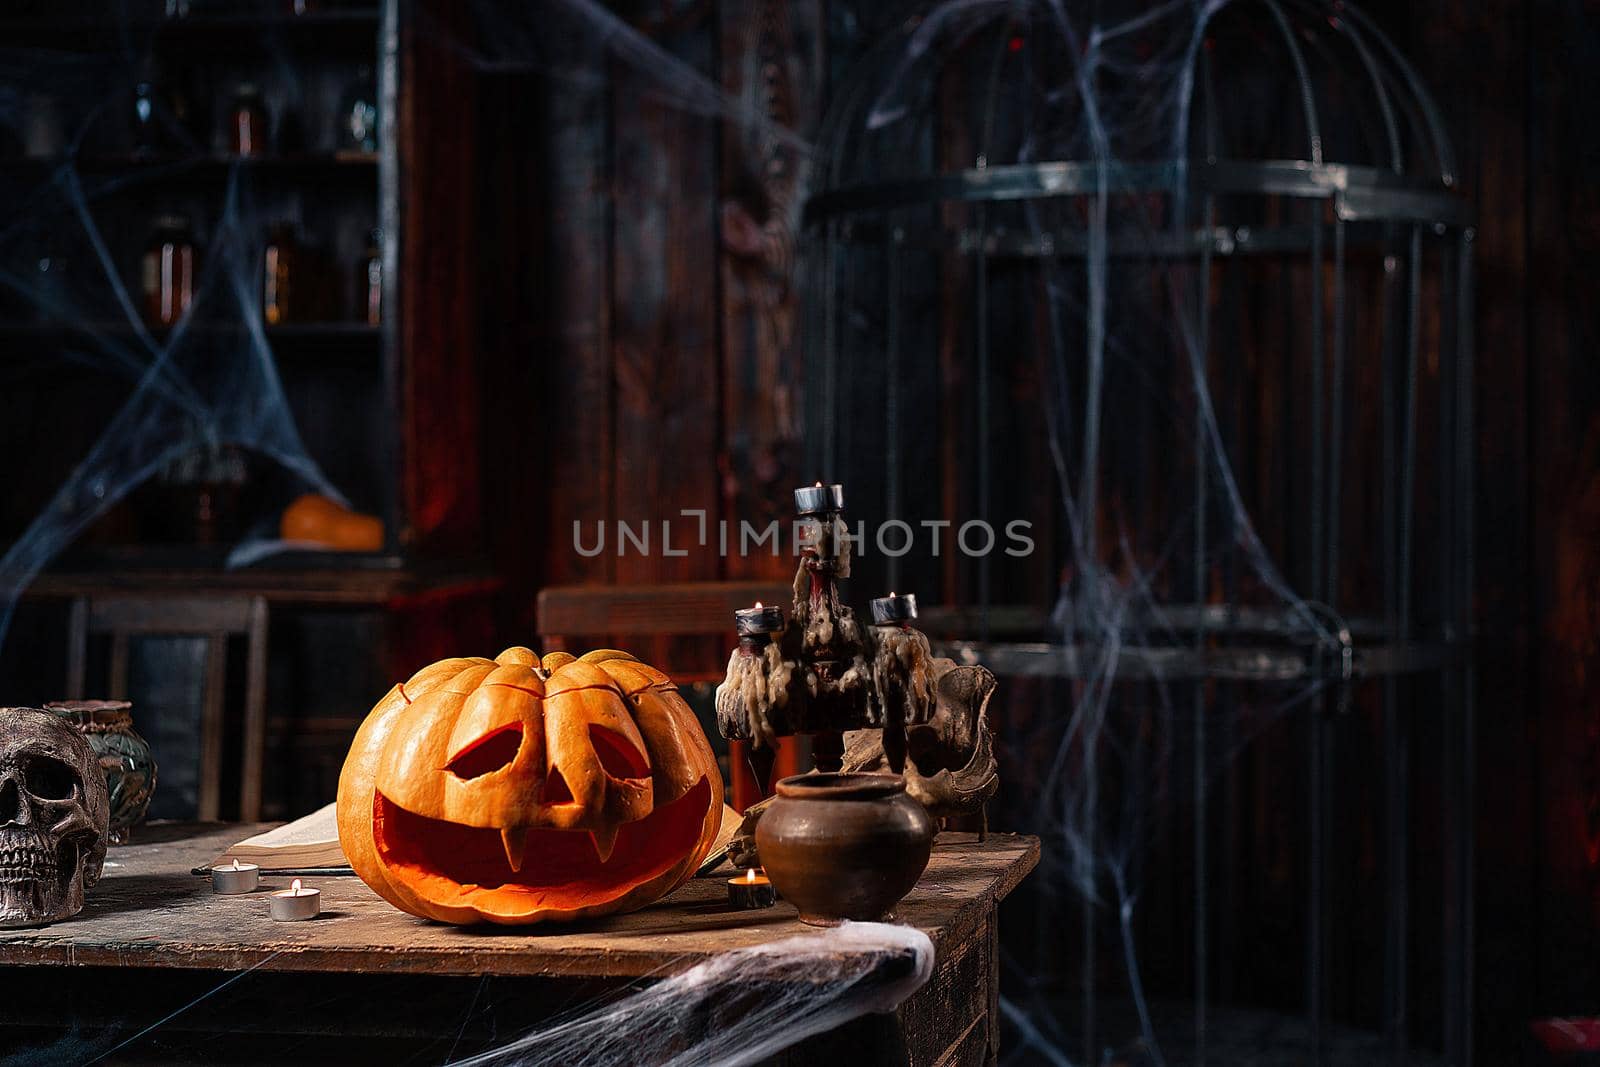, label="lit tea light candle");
[870,591,918,625]
[793,482,844,516]
[210,857,260,895]
[735,601,785,637]
[728,867,777,909]
[268,878,321,921]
